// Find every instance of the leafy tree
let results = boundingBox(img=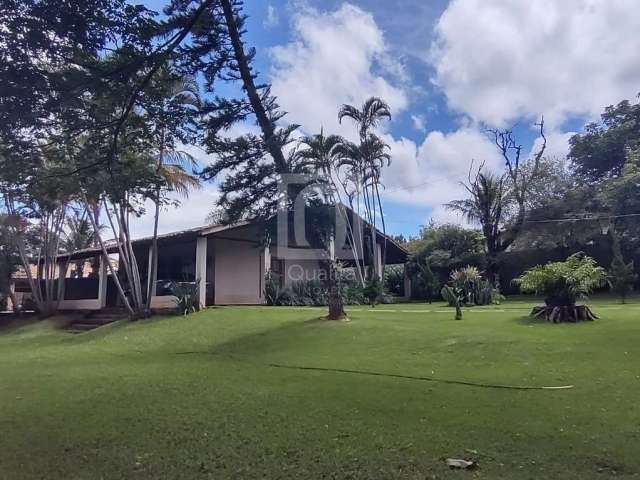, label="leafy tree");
[0,215,21,311]
[569,97,640,180]
[407,223,485,297]
[414,258,439,303]
[607,225,637,304]
[601,147,640,232]
[447,120,547,282]
[1,143,79,316]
